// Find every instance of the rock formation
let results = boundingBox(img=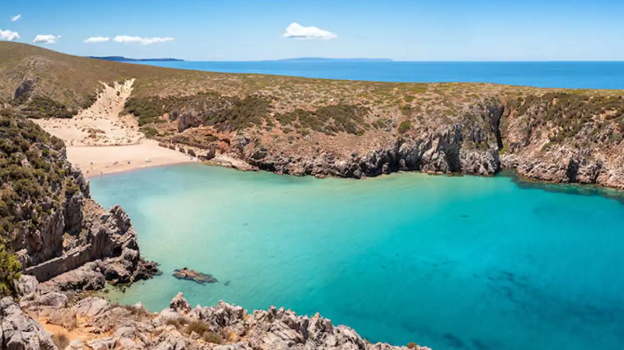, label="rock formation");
[5,283,432,350]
